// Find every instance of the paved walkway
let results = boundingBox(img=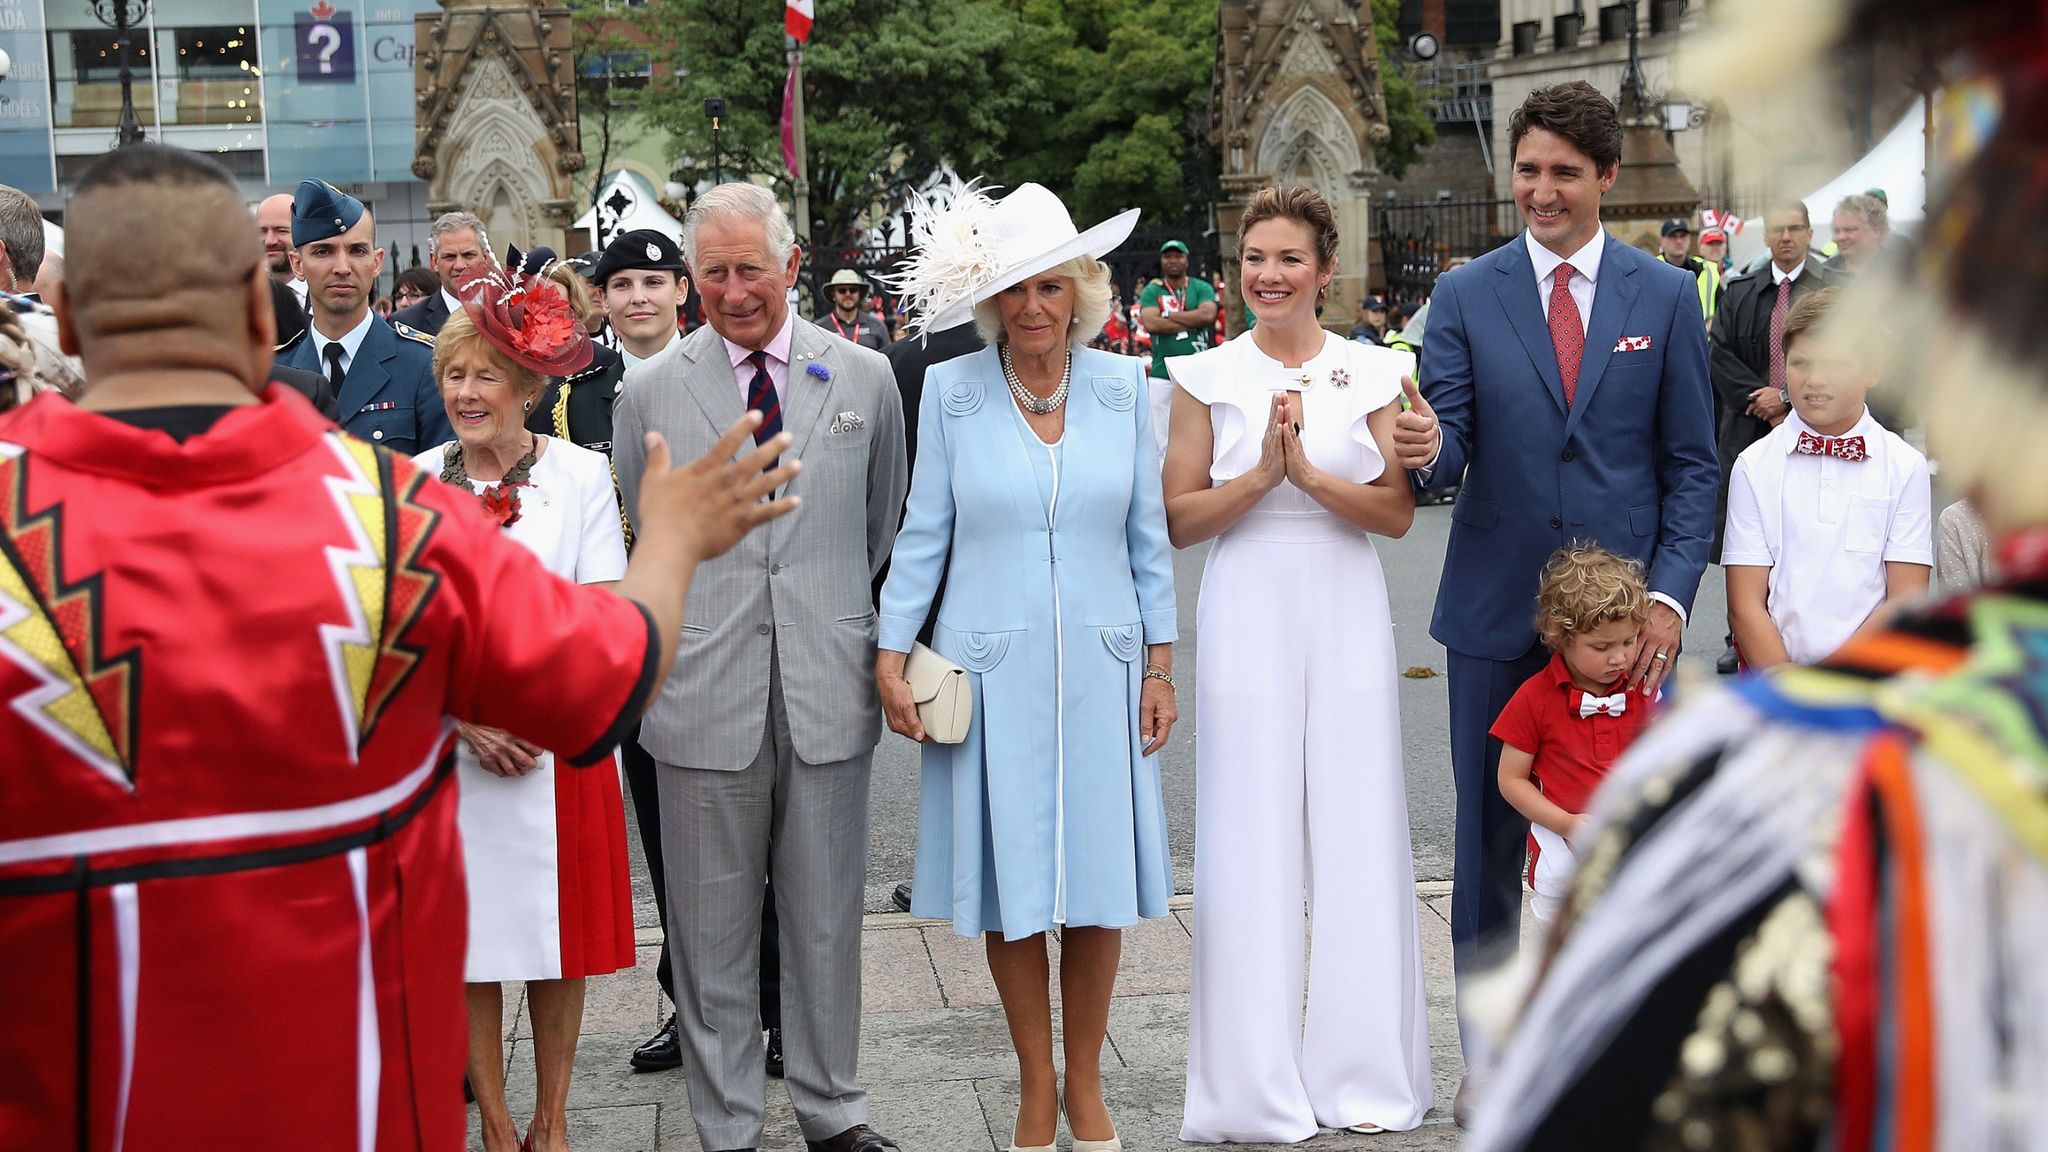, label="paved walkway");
[472,883,1496,1151]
